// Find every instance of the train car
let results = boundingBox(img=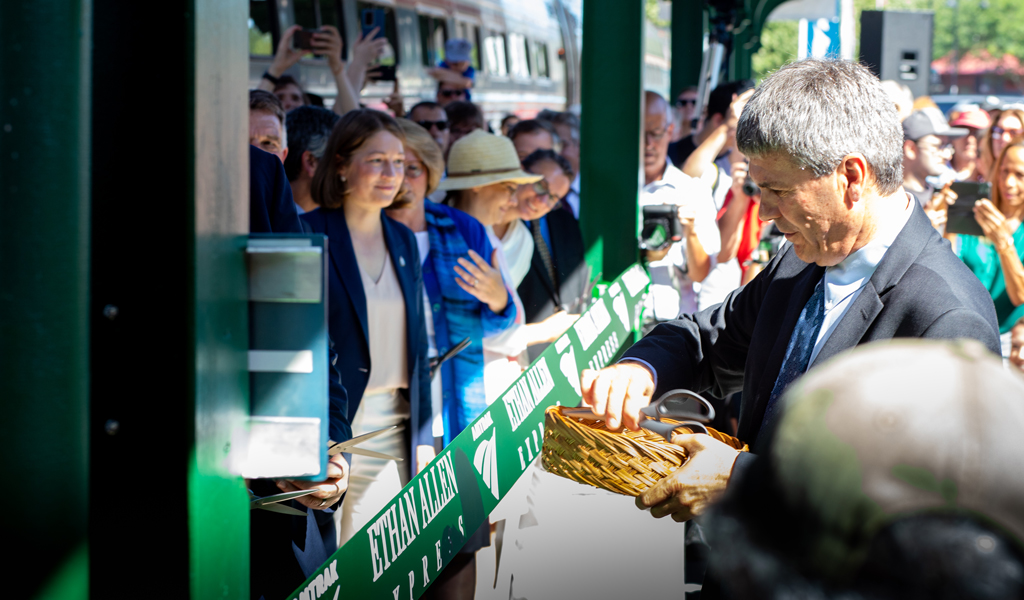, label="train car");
[247,0,583,126]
